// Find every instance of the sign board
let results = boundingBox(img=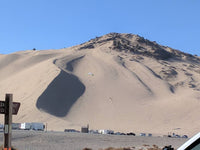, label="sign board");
[0,101,5,114]
[12,102,20,115]
[0,101,20,115]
